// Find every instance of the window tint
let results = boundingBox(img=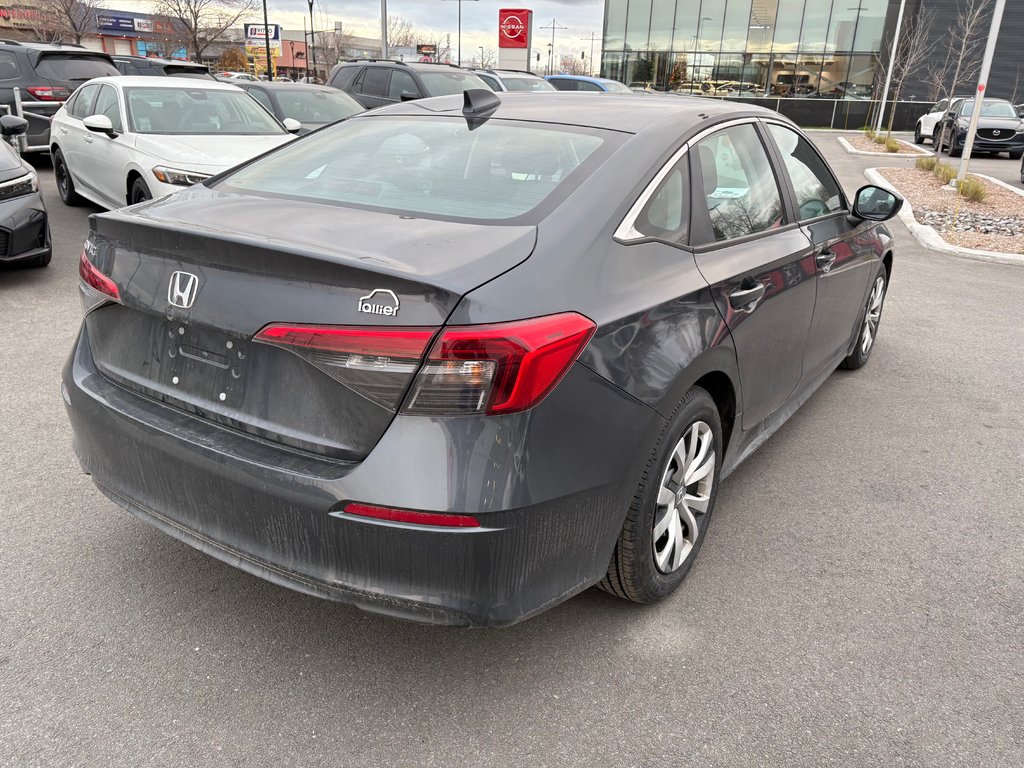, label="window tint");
[578,81,603,92]
[69,83,100,119]
[388,70,418,100]
[92,84,123,132]
[0,51,21,80]
[549,79,576,91]
[358,67,389,96]
[330,66,360,90]
[218,117,614,223]
[694,123,785,244]
[34,54,118,82]
[634,155,689,243]
[767,124,844,220]
[247,87,274,112]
